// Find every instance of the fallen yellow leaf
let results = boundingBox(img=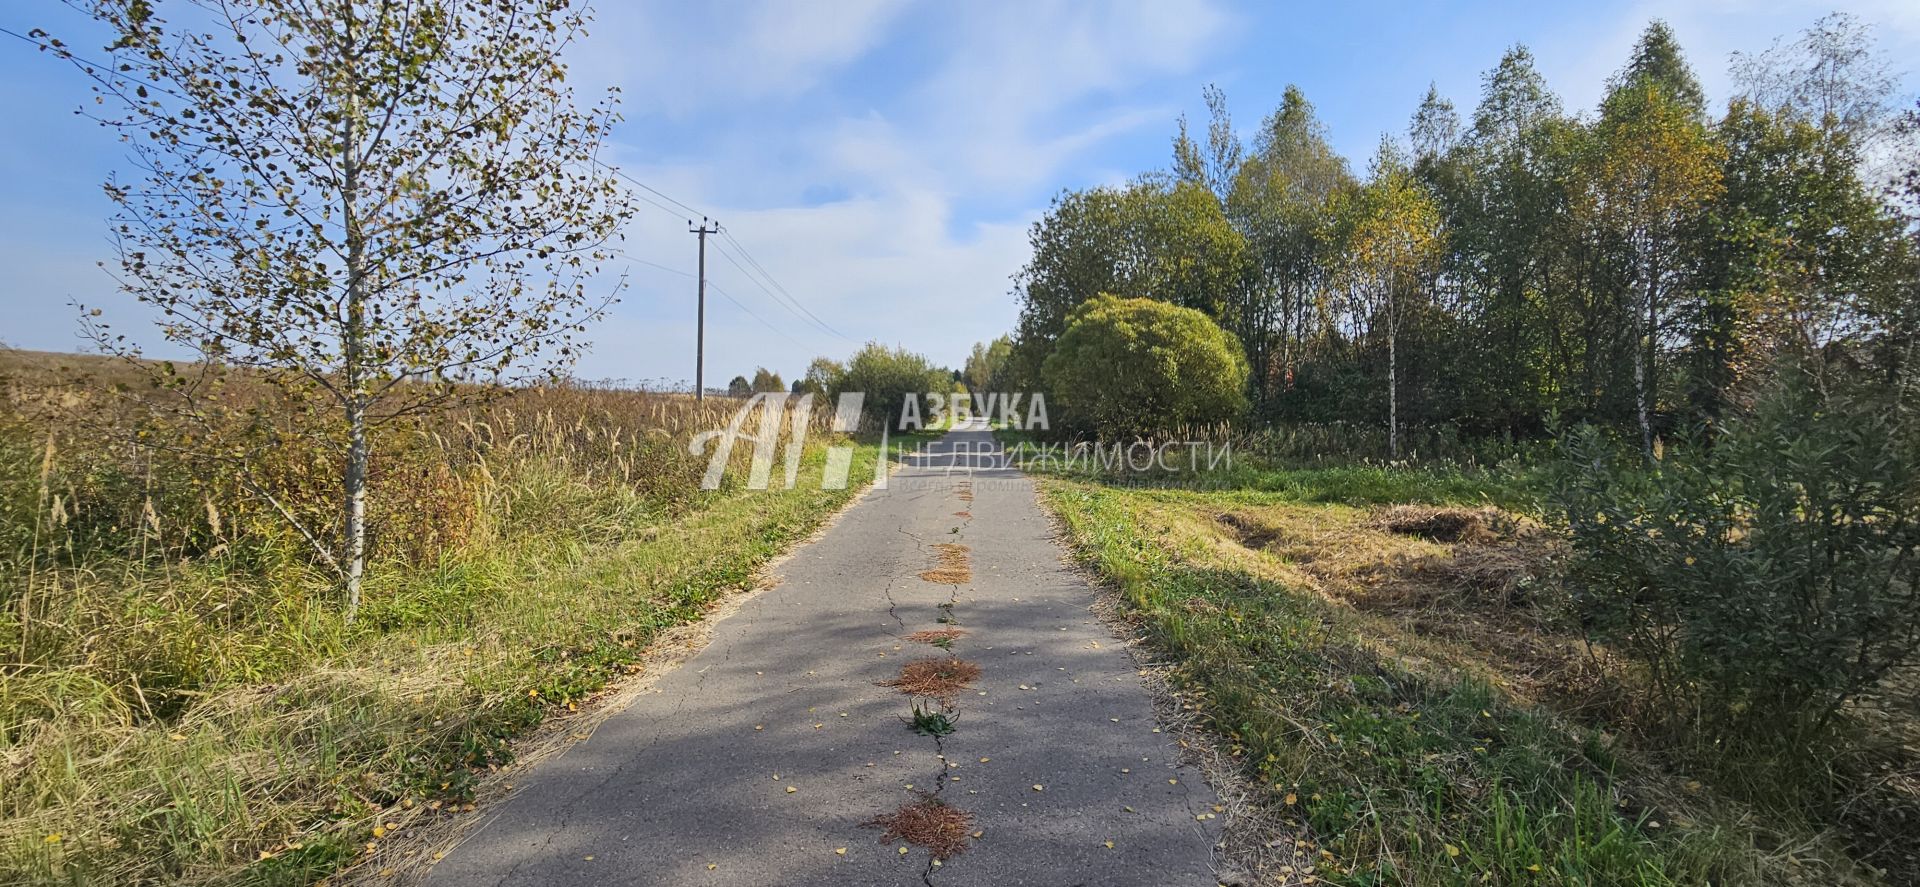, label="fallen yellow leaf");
[834,848,847,856]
